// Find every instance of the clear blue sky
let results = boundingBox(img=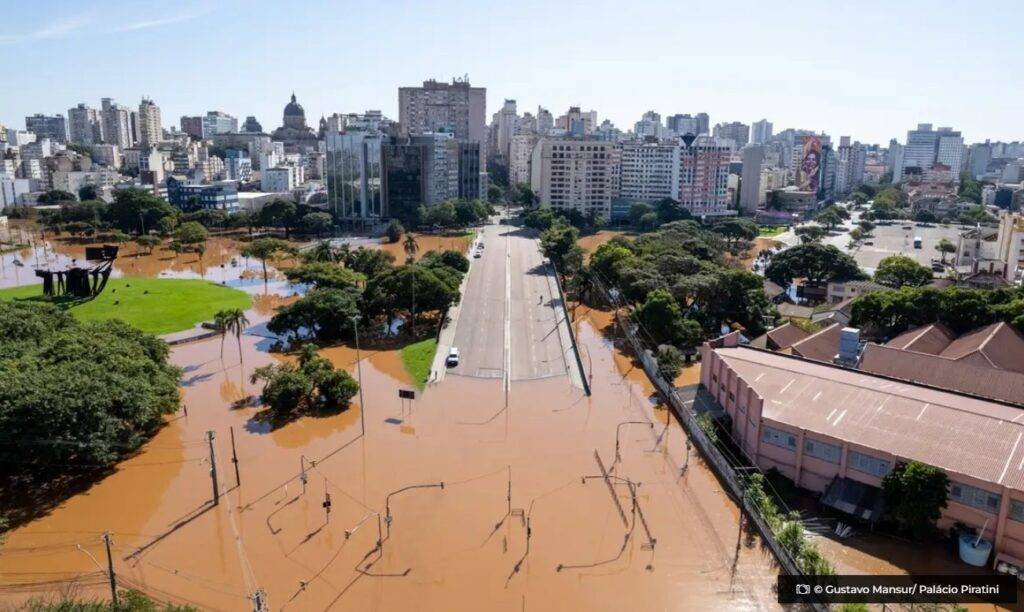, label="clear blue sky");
[3,0,1021,145]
